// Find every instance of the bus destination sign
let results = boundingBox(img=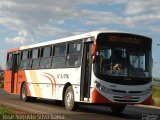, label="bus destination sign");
[108,35,142,44]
